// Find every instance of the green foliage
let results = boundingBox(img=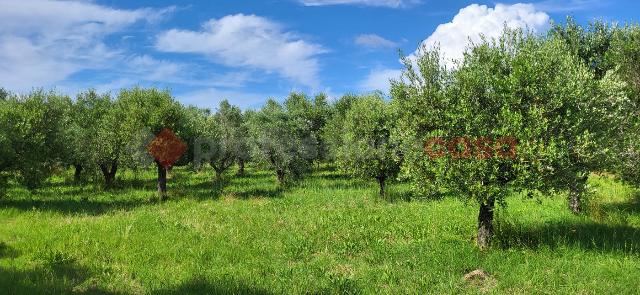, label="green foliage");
[204,100,247,178]
[550,17,616,79]
[117,87,185,168]
[0,90,70,189]
[337,94,401,196]
[178,105,211,167]
[310,93,331,162]
[0,87,8,100]
[64,90,114,180]
[393,28,626,245]
[324,94,360,161]
[248,97,316,184]
[608,24,640,184]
